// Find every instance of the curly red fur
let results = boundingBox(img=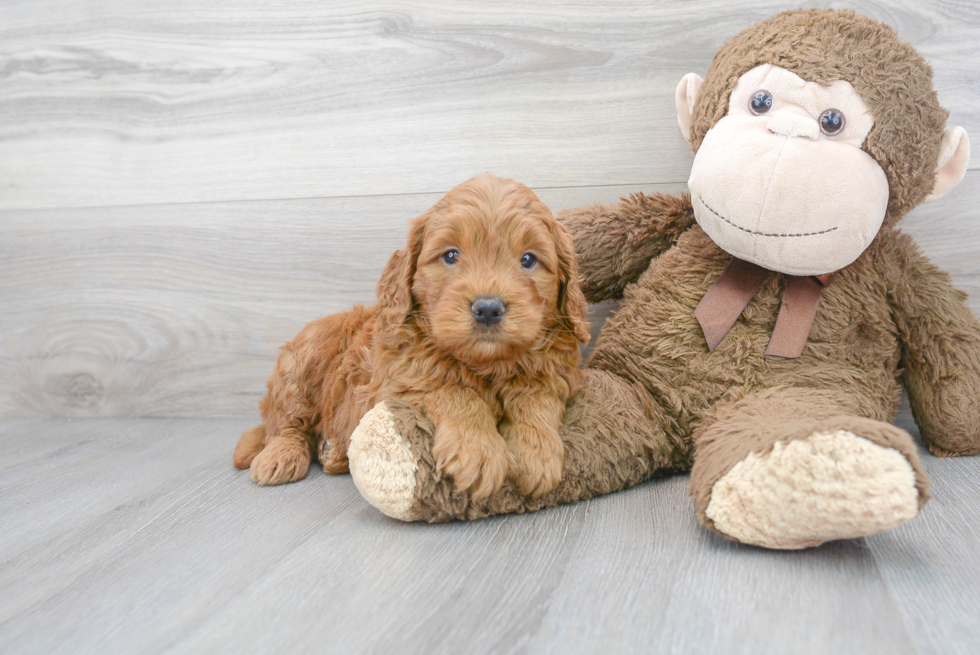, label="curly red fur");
[234,174,588,498]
